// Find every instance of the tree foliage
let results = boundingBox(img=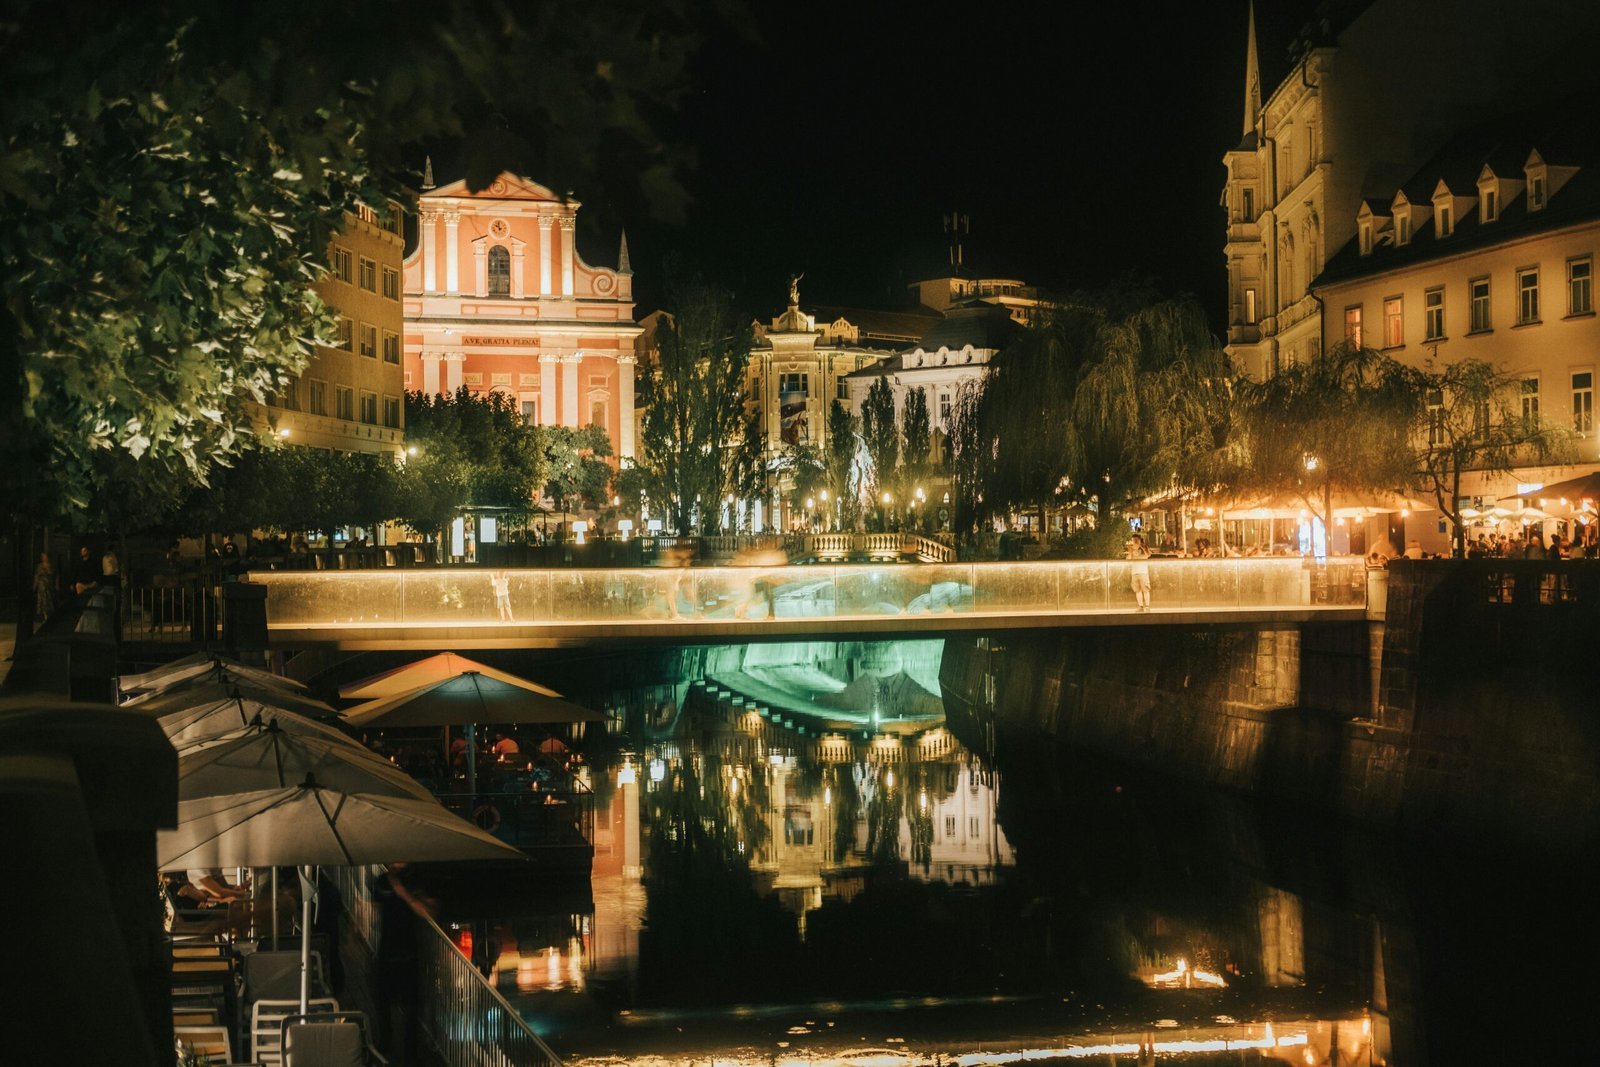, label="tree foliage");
[1239,343,1417,533]
[825,399,860,531]
[901,386,932,483]
[1401,357,1575,555]
[861,377,900,499]
[0,0,710,523]
[542,424,615,519]
[971,293,1233,523]
[632,283,754,534]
